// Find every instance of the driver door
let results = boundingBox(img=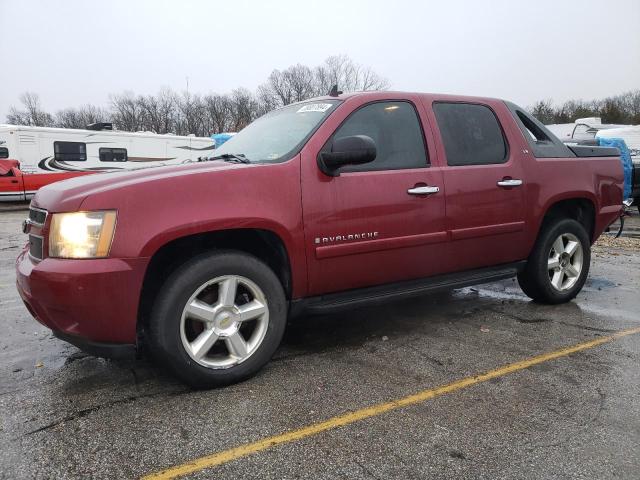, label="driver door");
[300,95,450,296]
